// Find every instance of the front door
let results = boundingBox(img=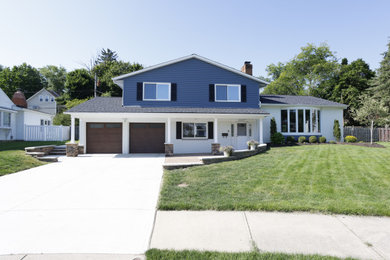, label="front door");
[236,123,249,150]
